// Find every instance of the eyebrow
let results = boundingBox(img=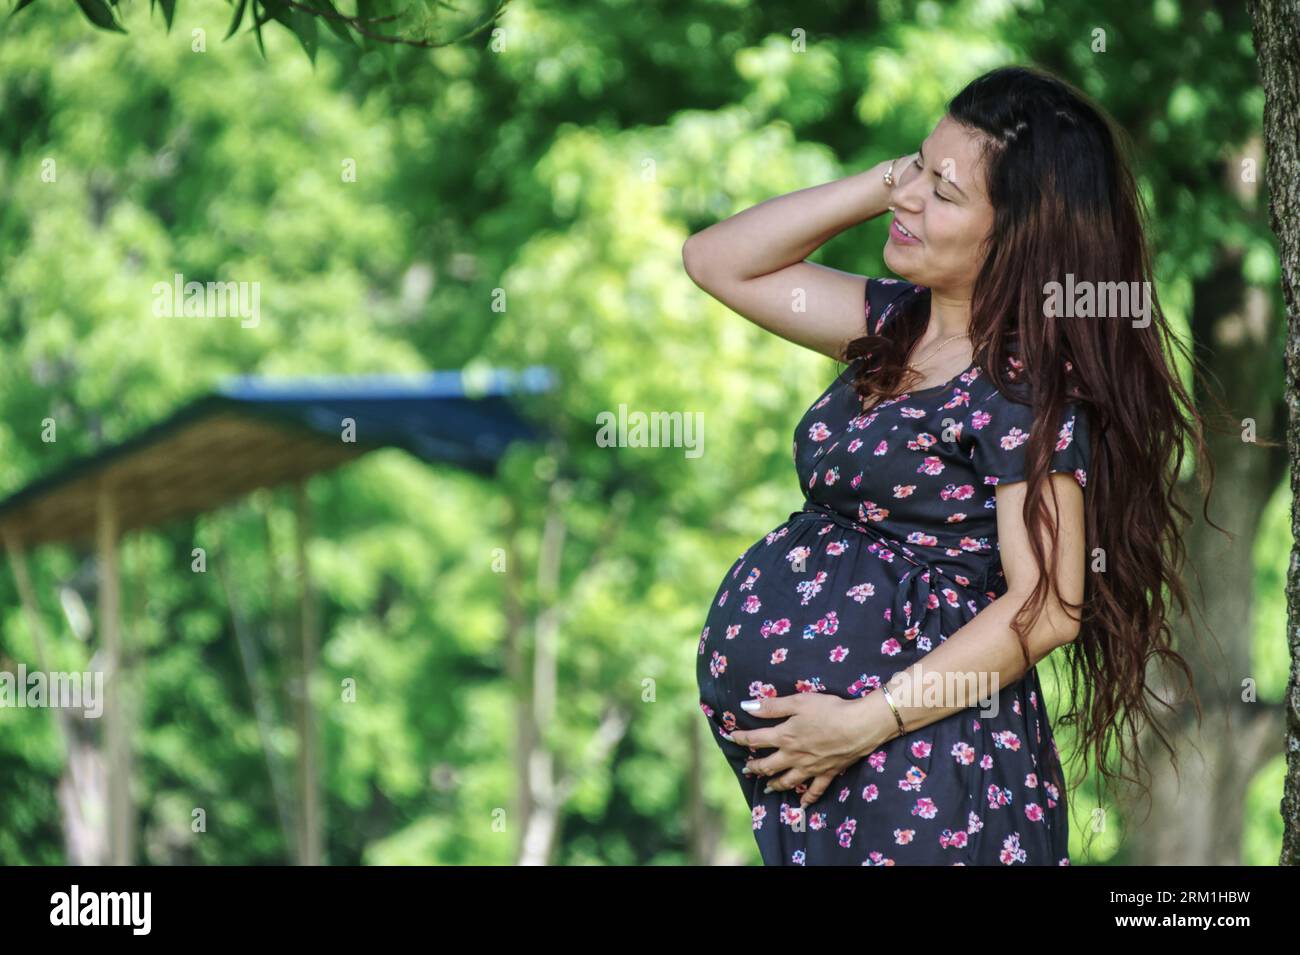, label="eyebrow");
[918,143,969,200]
